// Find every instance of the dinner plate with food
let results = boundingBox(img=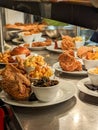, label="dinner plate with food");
[12,38,24,45]
[28,46,46,51]
[0,78,75,107]
[12,37,46,44]
[46,35,84,54]
[77,78,98,97]
[53,62,87,75]
[46,40,63,53]
[0,52,75,107]
[53,50,87,75]
[22,38,52,51]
